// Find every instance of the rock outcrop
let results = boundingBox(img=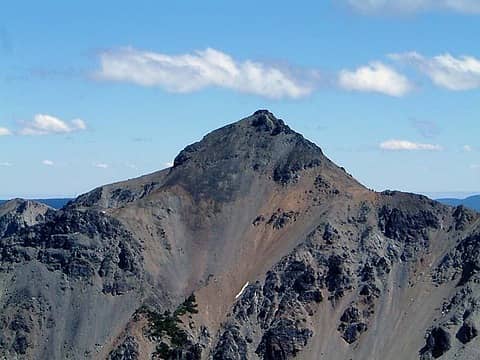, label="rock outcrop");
[0,199,52,238]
